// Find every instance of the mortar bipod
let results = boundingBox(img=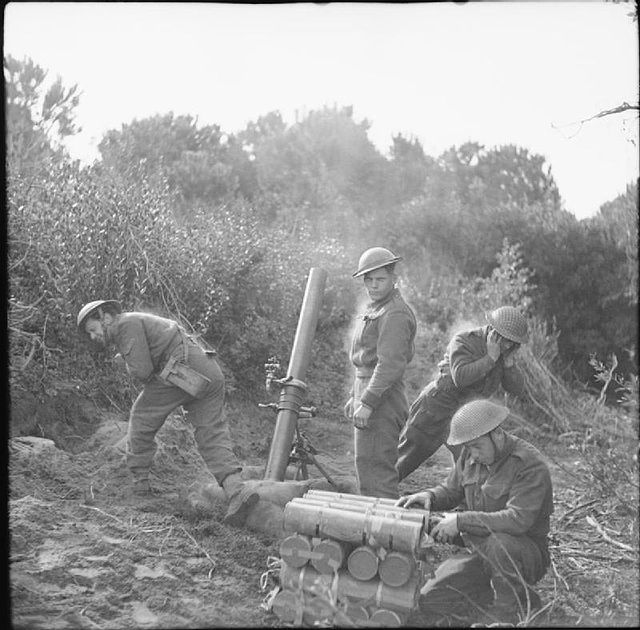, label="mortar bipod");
[257,394,337,487]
